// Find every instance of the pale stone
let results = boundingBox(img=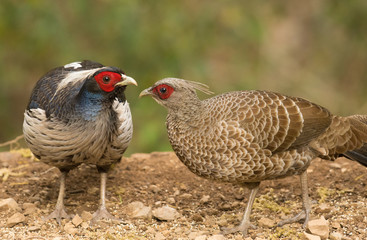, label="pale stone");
[329,162,341,169]
[167,197,176,204]
[6,212,26,227]
[180,193,193,199]
[23,203,38,215]
[331,222,340,229]
[314,203,332,214]
[307,216,329,239]
[81,211,93,221]
[72,214,83,227]
[188,232,200,239]
[29,225,41,231]
[258,217,275,228]
[81,222,89,229]
[152,205,179,221]
[303,232,321,240]
[64,222,77,235]
[208,235,225,240]
[126,201,152,219]
[0,198,21,212]
[23,202,36,209]
[149,185,161,193]
[329,231,343,240]
[195,236,207,240]
[200,195,210,204]
[154,232,165,240]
